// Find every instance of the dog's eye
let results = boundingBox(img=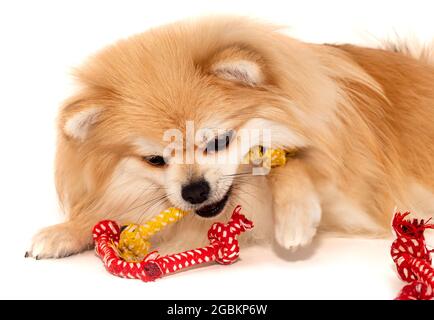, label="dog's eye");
[205,131,234,153]
[143,155,166,167]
